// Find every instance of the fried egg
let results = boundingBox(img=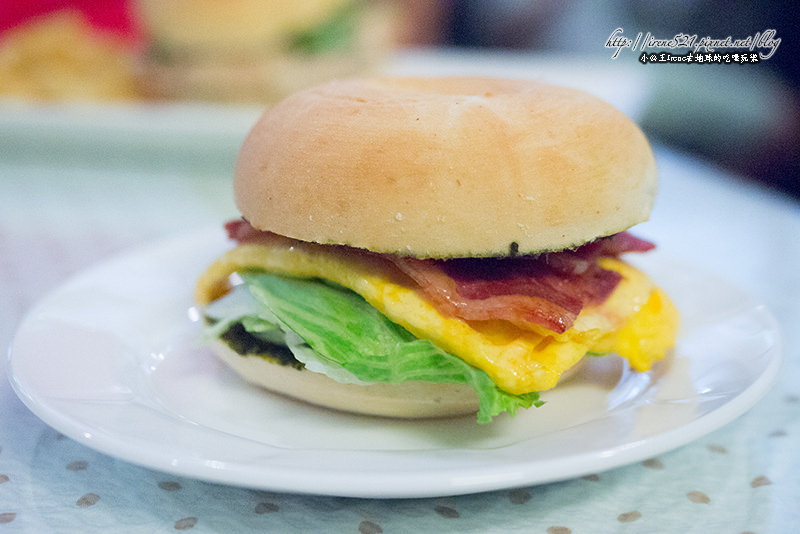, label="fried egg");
[196,234,679,395]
